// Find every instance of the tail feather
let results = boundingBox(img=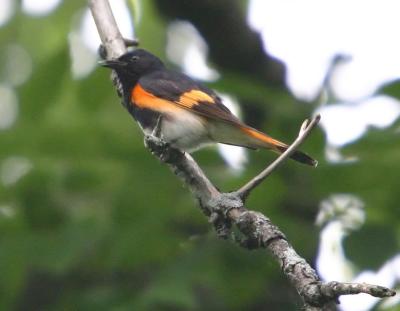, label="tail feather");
[241,126,317,167]
[275,145,318,167]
